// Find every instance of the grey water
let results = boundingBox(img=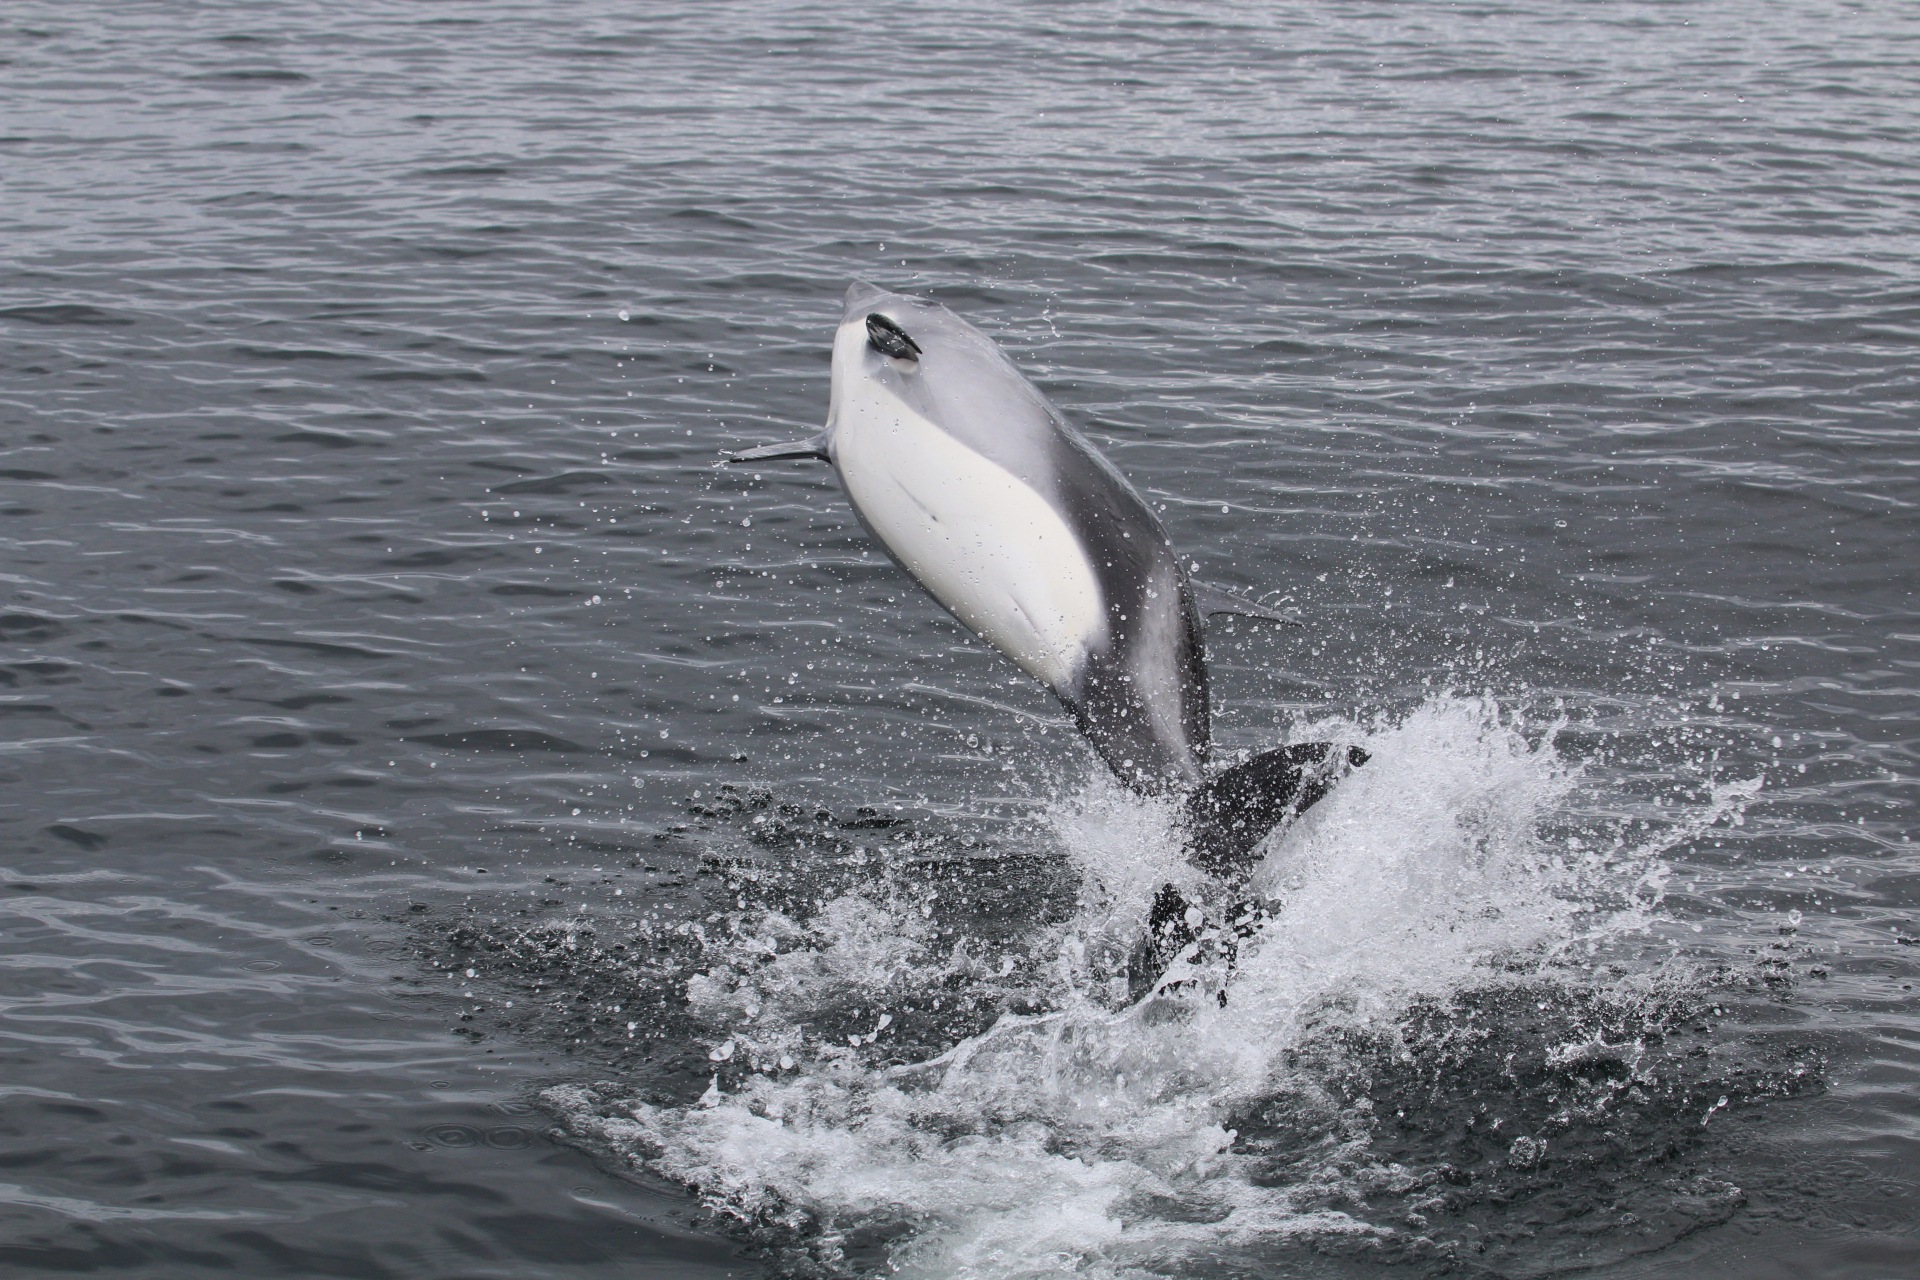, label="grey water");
[2,1,1916,1276]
